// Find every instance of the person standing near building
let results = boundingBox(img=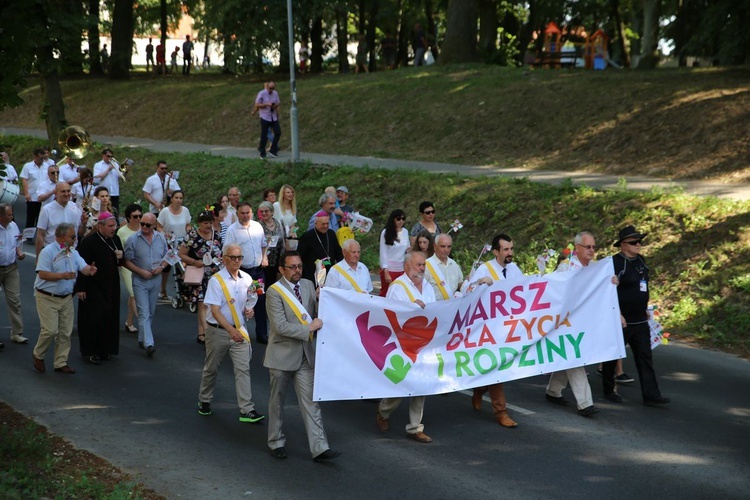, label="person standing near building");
[255,81,281,159]
[0,203,26,348]
[32,223,97,374]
